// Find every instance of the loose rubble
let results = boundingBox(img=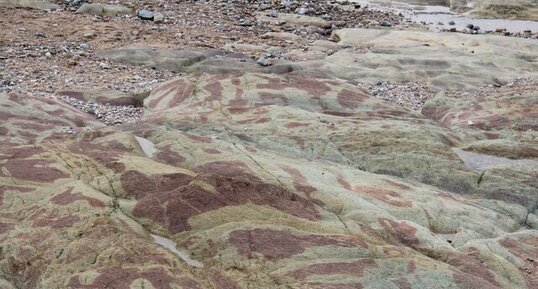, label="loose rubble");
[59,95,142,125]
